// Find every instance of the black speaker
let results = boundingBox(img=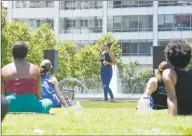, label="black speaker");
[44,50,58,73]
[153,46,166,69]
